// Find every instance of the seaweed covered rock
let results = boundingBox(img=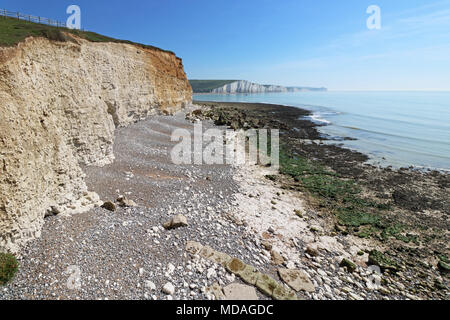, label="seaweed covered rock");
[368,250,399,272]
